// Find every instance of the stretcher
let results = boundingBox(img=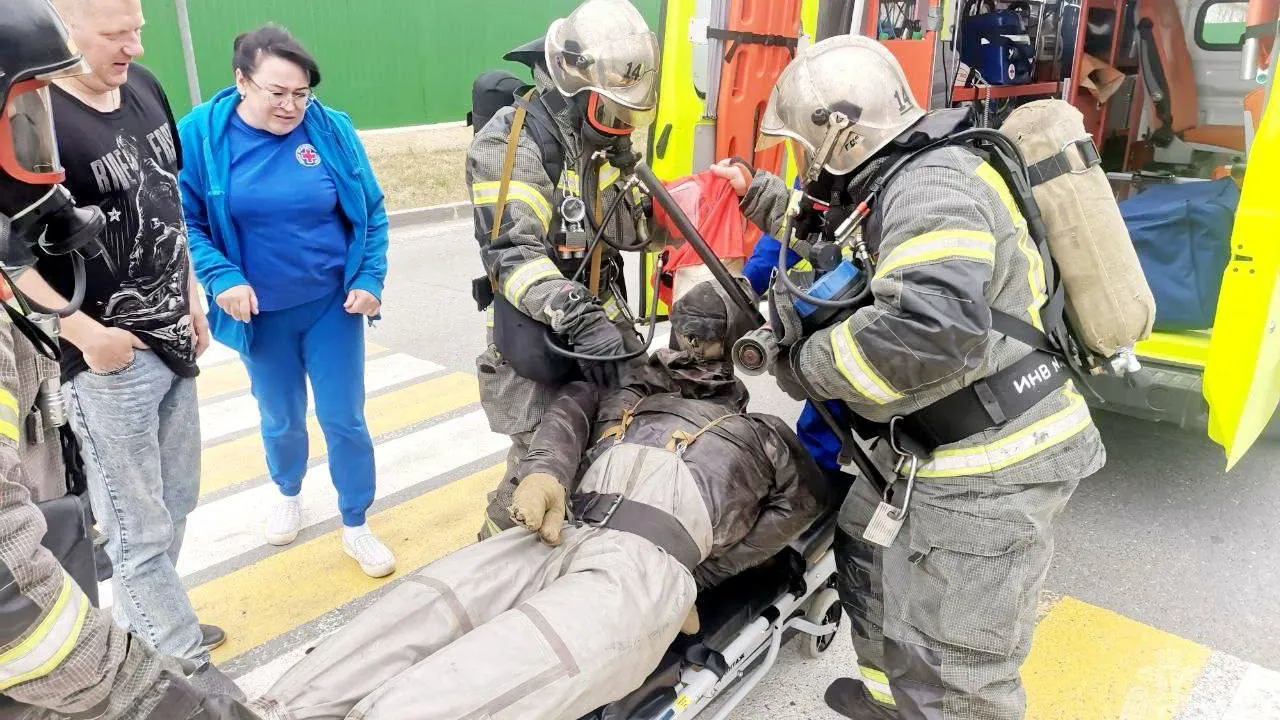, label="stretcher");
[579,505,843,720]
